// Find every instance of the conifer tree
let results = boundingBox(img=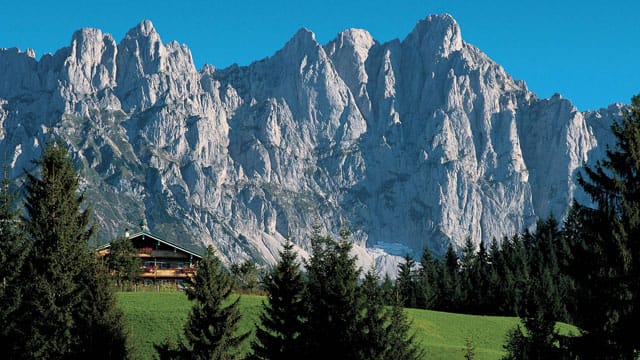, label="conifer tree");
[397,253,418,308]
[160,246,249,360]
[501,234,529,316]
[459,237,477,313]
[384,299,424,360]
[416,246,439,309]
[566,94,640,359]
[359,268,423,360]
[300,230,362,360]
[0,169,29,357]
[504,217,568,359]
[251,238,305,360]
[487,237,510,315]
[439,243,461,311]
[16,140,129,358]
[357,268,390,360]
